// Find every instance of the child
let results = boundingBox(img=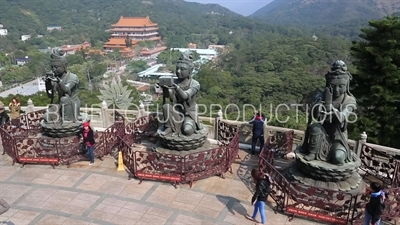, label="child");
[364,182,386,225]
[246,169,272,225]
